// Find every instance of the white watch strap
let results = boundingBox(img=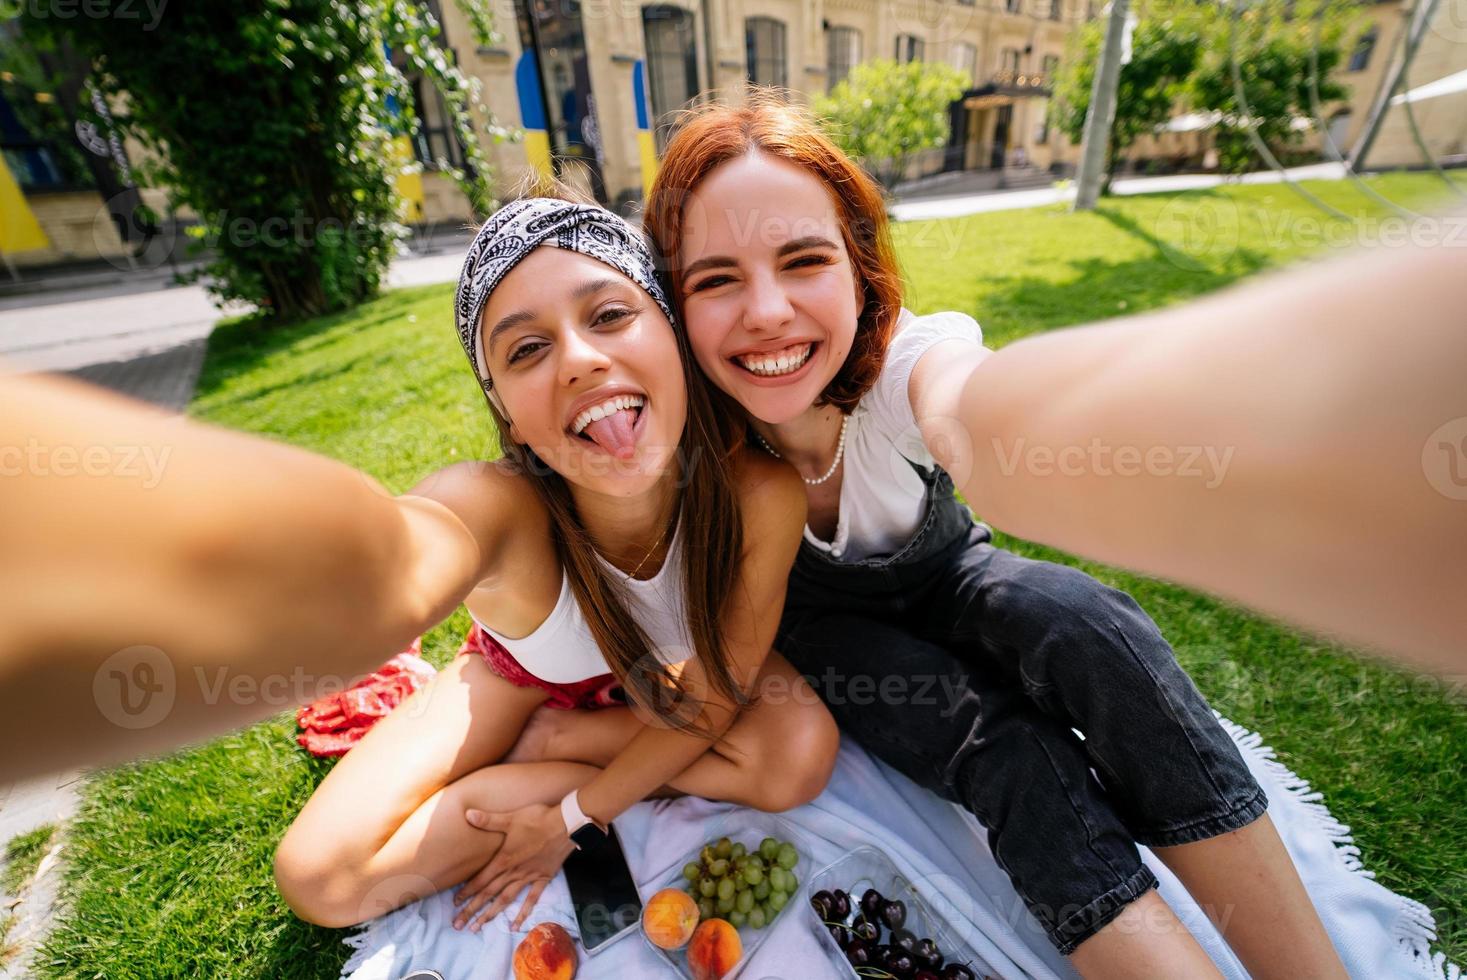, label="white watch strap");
[560,789,592,840]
